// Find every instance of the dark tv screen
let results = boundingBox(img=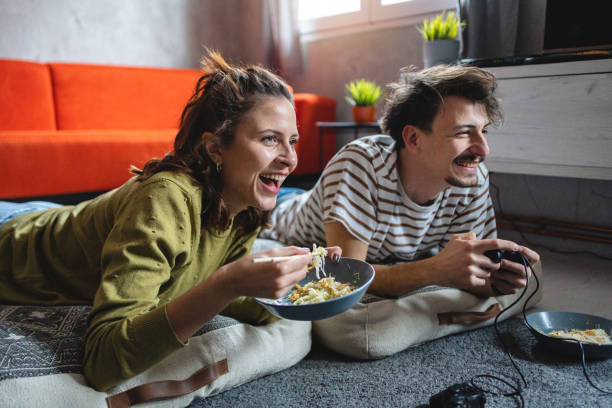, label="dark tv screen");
[543,1,612,53]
